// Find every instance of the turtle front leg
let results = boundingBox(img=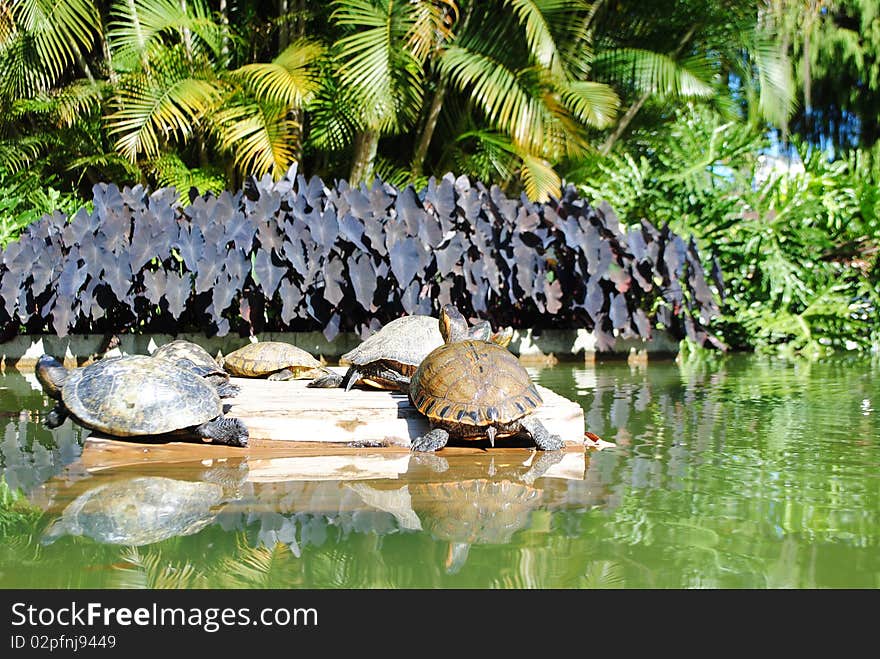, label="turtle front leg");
[193,417,249,447]
[519,415,564,450]
[411,427,450,452]
[267,368,295,381]
[44,403,68,429]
